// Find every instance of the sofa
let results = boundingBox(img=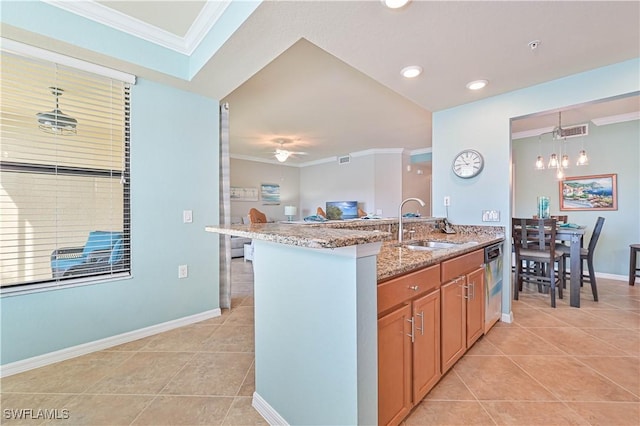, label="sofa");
[230,216,251,258]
